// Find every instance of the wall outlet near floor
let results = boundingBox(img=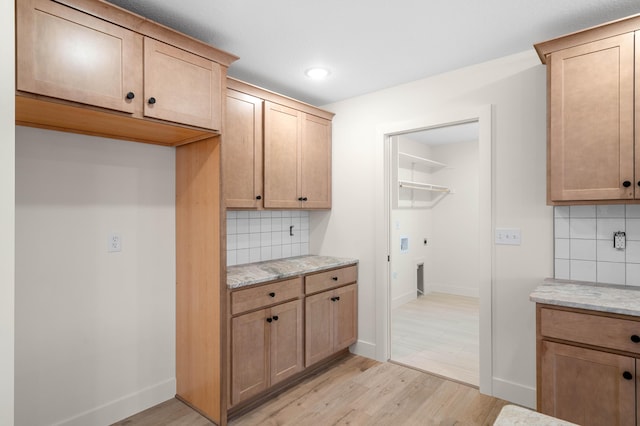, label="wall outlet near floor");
[495,228,521,245]
[108,232,122,252]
